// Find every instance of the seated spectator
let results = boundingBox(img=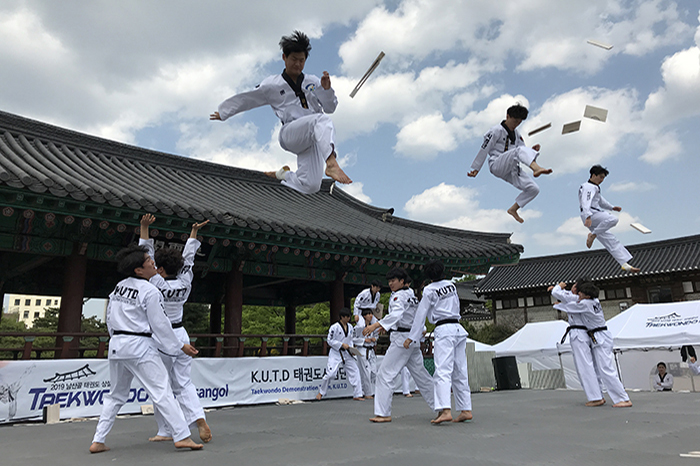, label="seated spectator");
[652,362,673,391]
